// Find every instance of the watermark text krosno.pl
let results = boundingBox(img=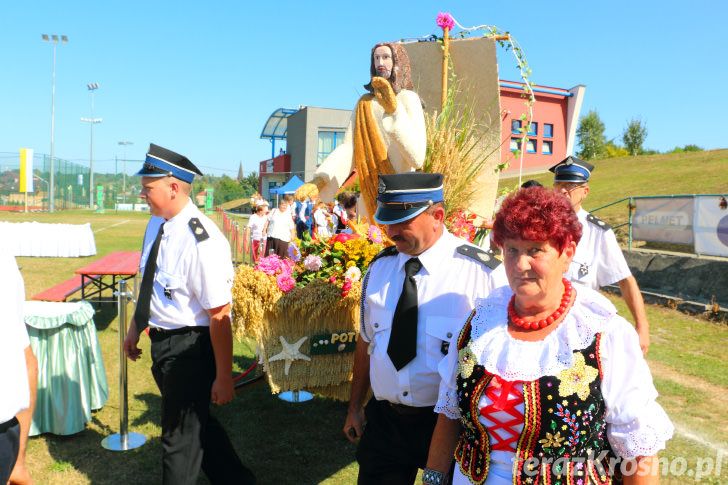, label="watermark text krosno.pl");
[517,450,725,480]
